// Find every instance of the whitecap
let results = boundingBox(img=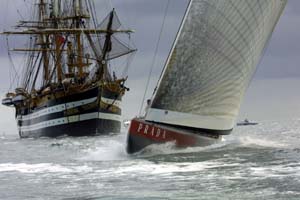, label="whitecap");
[78,134,129,161]
[0,163,93,174]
